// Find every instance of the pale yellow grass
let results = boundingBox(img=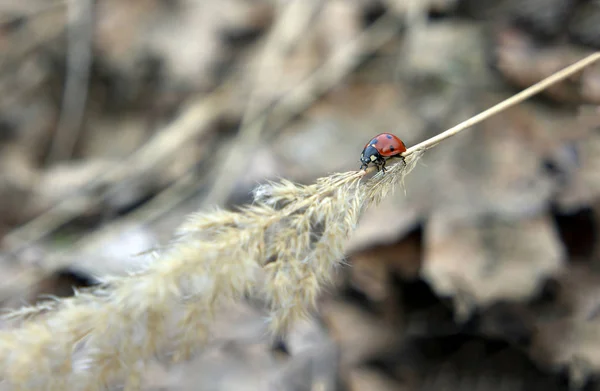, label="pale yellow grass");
[0,154,420,391]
